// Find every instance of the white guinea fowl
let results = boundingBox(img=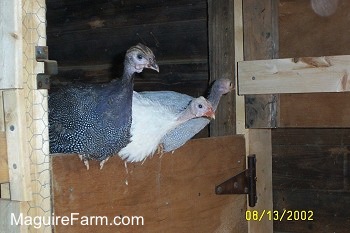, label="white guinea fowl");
[118,94,215,162]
